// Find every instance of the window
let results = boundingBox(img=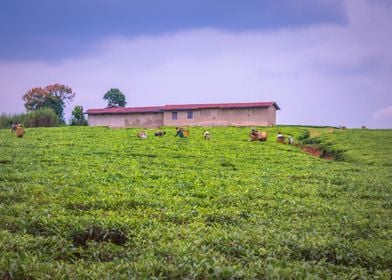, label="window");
[172,112,177,120]
[187,111,193,120]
